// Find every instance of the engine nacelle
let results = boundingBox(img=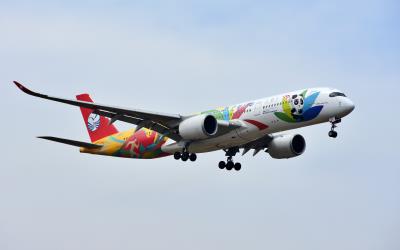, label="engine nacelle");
[268,134,306,159]
[179,115,218,140]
